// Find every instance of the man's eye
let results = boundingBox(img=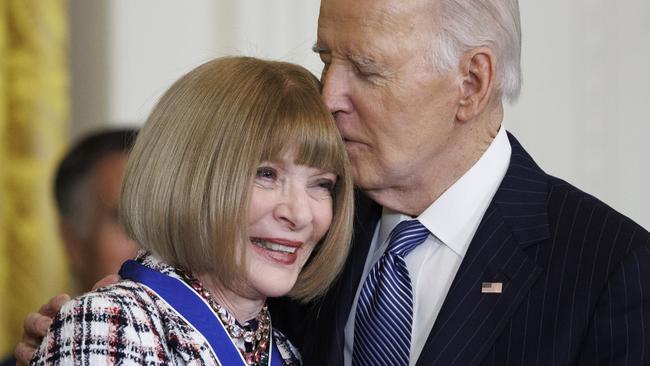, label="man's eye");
[355,66,377,80]
[316,50,331,65]
[256,167,277,180]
